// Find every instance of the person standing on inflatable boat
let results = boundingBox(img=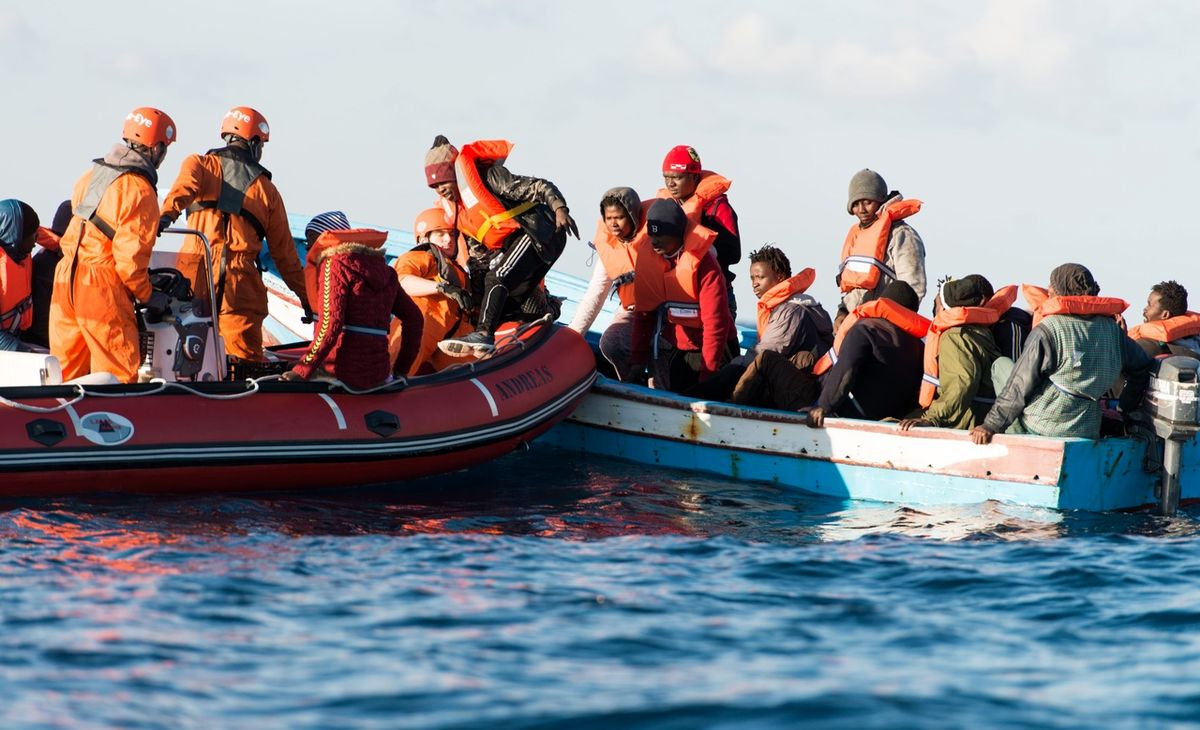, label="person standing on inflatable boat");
[51,107,176,383]
[424,135,579,354]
